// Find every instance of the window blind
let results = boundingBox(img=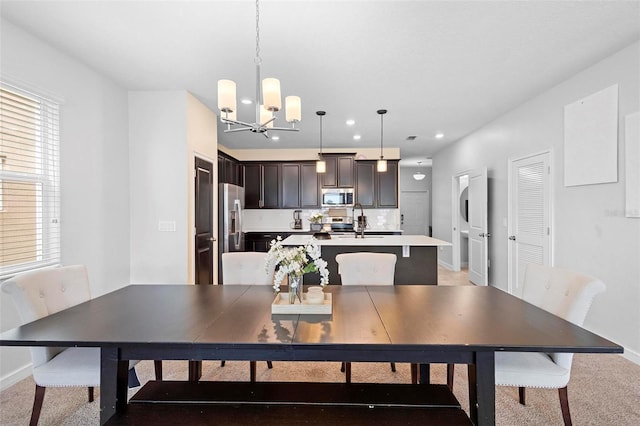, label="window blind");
[0,83,61,279]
